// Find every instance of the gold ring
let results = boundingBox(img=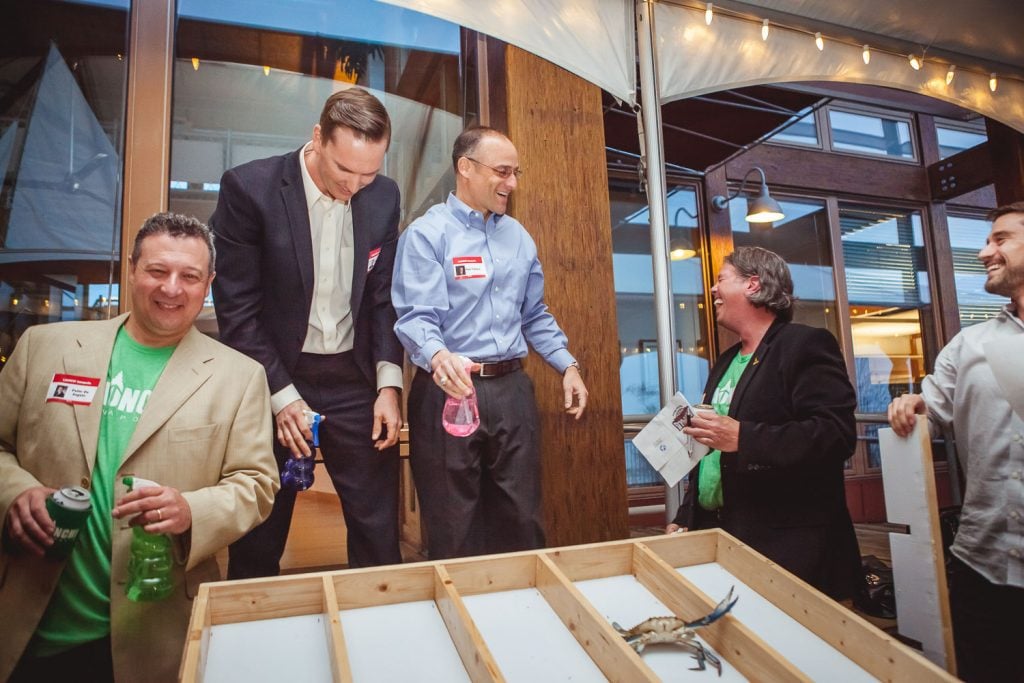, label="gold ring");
[156,508,163,522]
